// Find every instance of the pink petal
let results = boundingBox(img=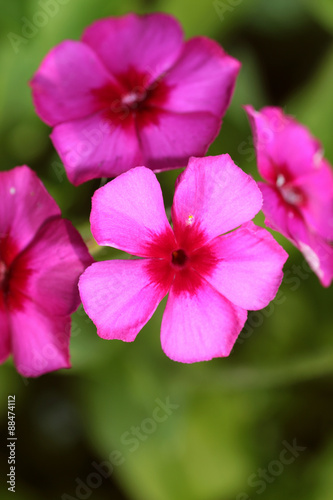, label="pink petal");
[201,222,288,310]
[245,105,322,182]
[161,277,247,363]
[293,159,333,240]
[137,110,221,171]
[79,259,173,341]
[280,212,333,287]
[161,37,240,116]
[297,236,333,288]
[10,300,71,377]
[82,13,183,84]
[258,182,292,237]
[50,111,143,185]
[90,167,175,257]
[259,182,314,244]
[171,155,262,245]
[284,216,333,287]
[30,41,119,126]
[0,166,60,265]
[260,183,333,286]
[12,217,93,317]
